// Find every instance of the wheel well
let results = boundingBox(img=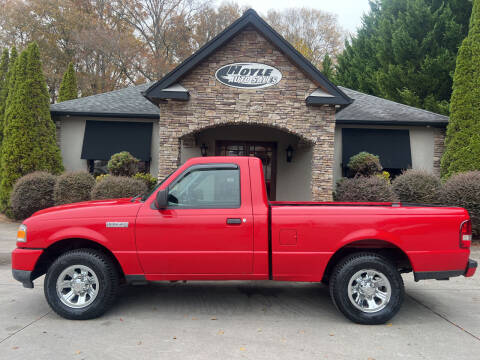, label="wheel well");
[322,239,412,283]
[32,238,126,282]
